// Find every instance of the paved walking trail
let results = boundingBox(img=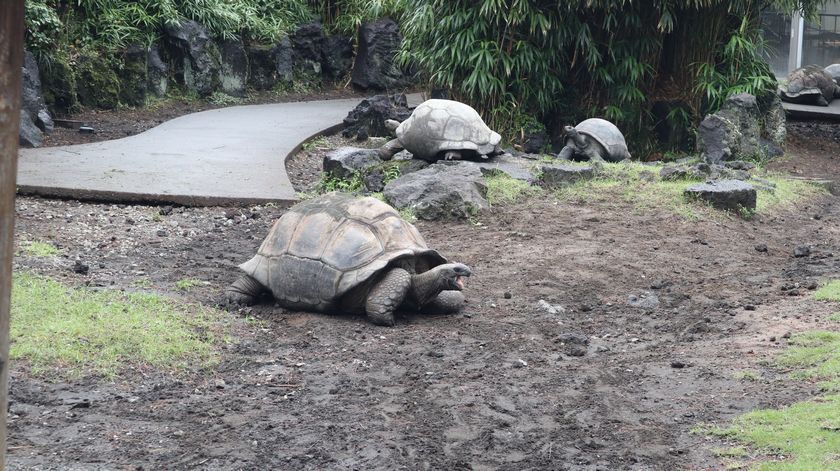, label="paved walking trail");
[17,97,368,206]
